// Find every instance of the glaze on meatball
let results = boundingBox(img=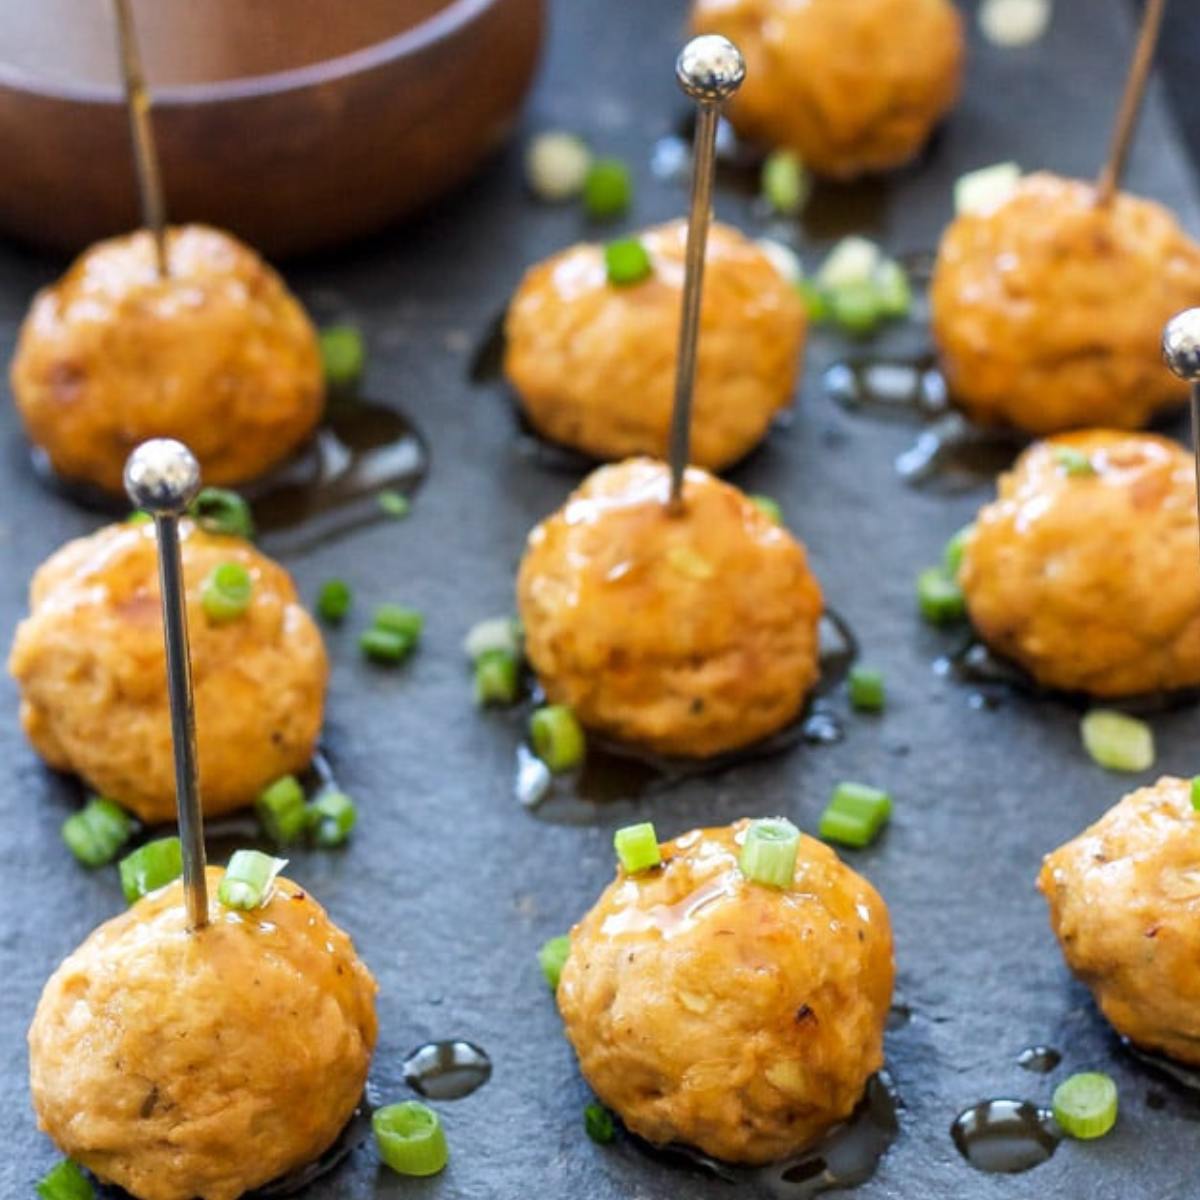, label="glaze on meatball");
[29,867,377,1200]
[9,520,328,823]
[690,0,964,179]
[558,821,894,1162]
[959,431,1200,697]
[931,174,1200,433]
[11,225,323,493]
[504,220,805,470]
[516,458,824,757]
